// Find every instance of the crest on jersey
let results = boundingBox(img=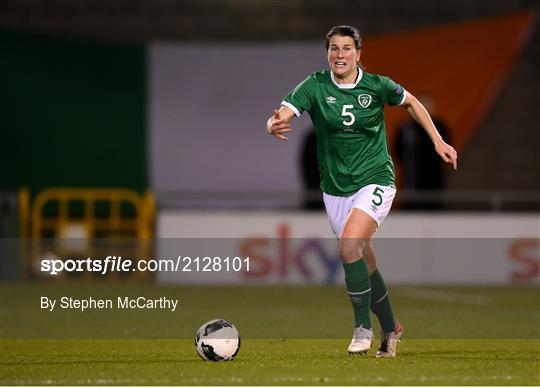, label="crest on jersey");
[358,94,372,108]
